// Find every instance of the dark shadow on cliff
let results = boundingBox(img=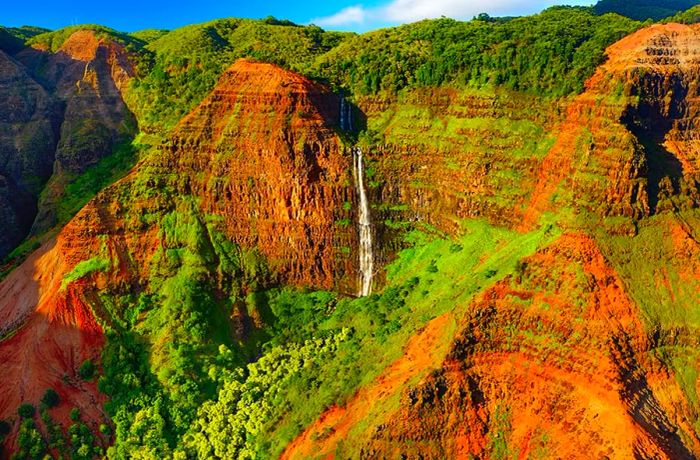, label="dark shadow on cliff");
[621,96,685,215]
[0,39,138,266]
